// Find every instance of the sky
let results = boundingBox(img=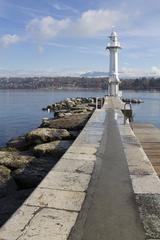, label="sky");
[0,0,160,76]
